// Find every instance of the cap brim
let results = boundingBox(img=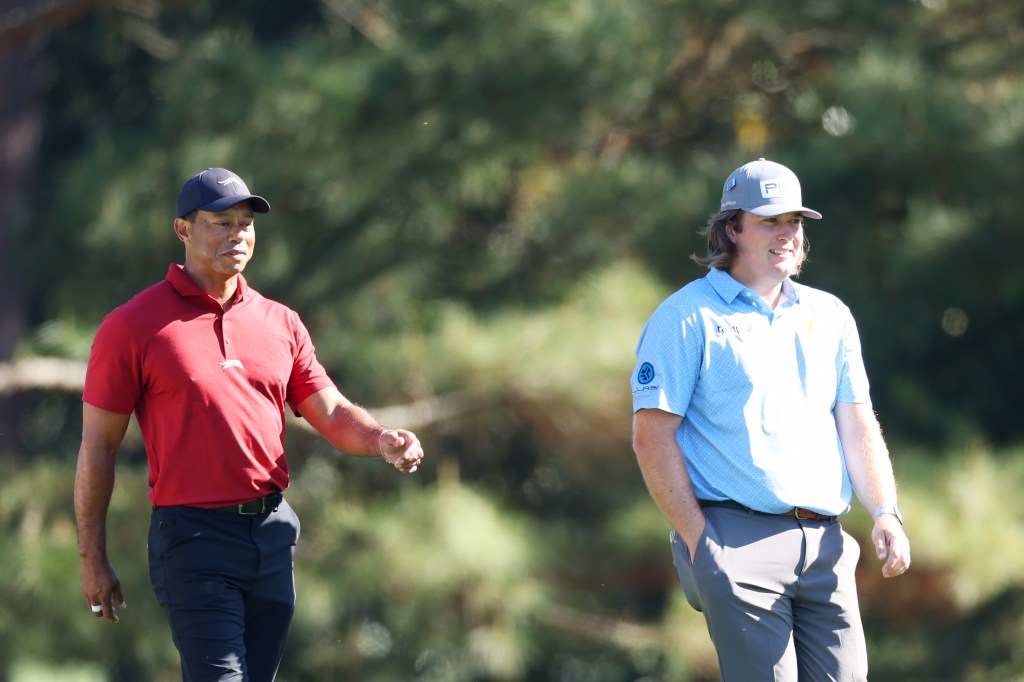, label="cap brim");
[198,195,271,214]
[748,204,822,220]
